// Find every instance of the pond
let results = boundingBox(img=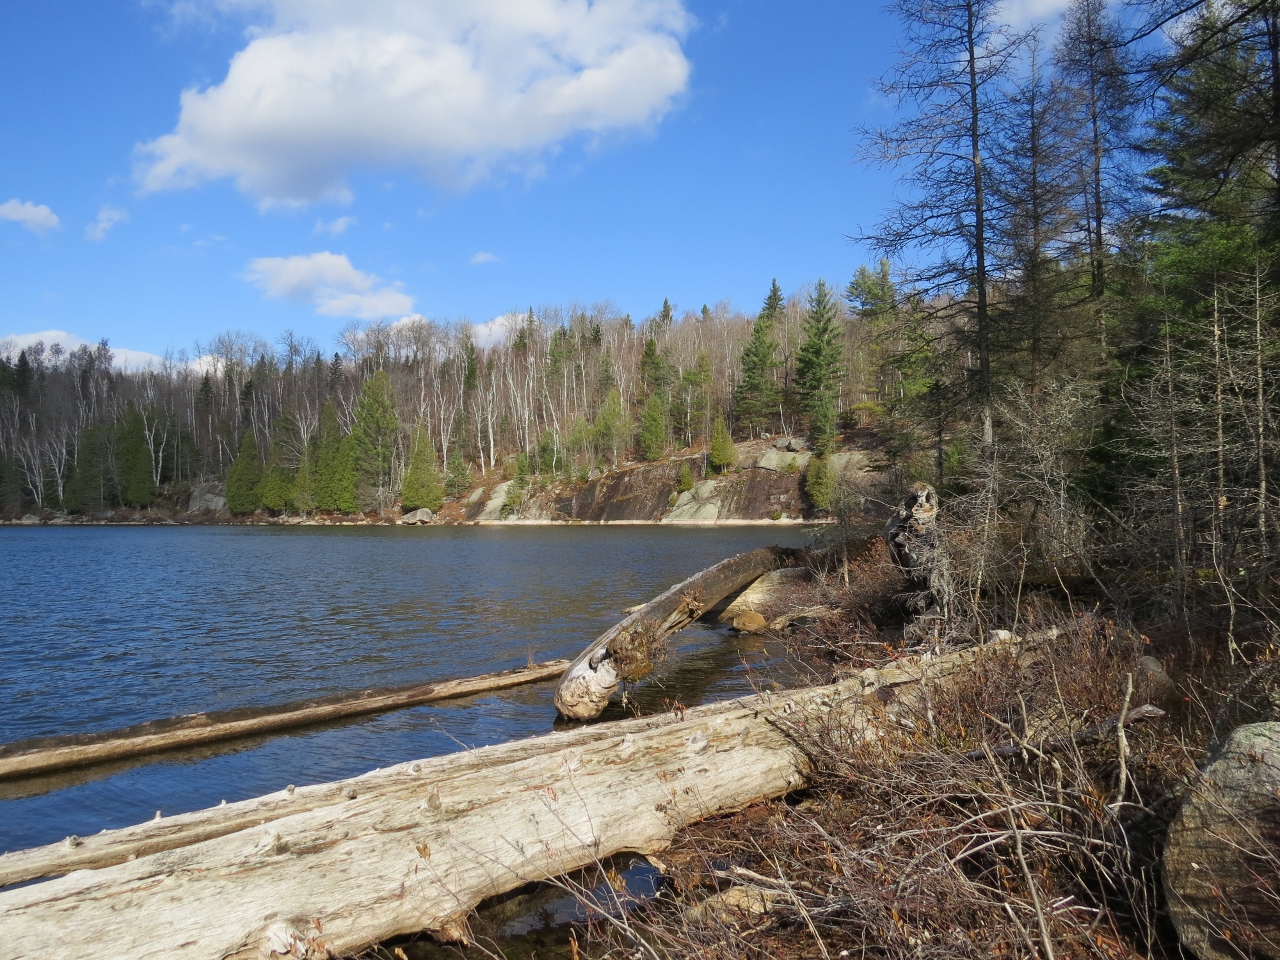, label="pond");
[0,523,812,855]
